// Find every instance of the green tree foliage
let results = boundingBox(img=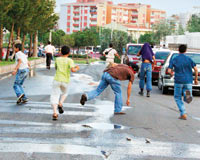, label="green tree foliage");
[152,20,173,44]
[139,33,154,44]
[187,14,200,32]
